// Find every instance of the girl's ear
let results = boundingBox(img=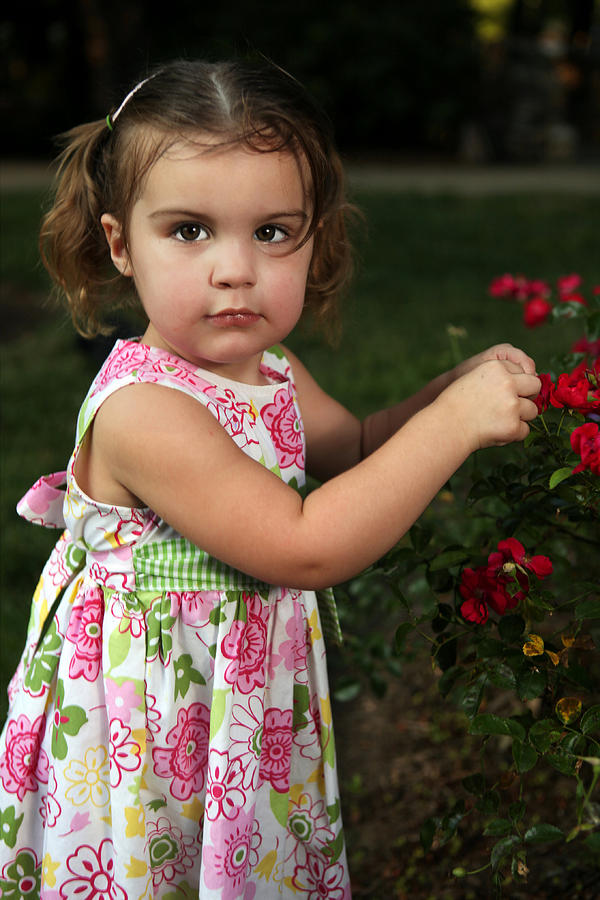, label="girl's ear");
[100,213,133,277]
